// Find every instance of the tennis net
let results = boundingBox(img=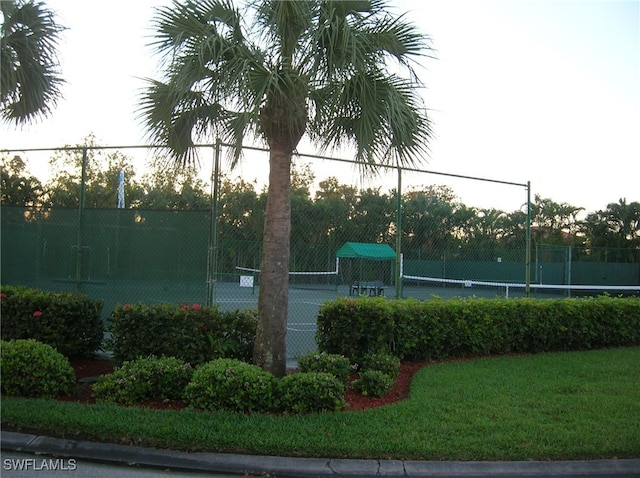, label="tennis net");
[401,275,640,299]
[236,267,340,291]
